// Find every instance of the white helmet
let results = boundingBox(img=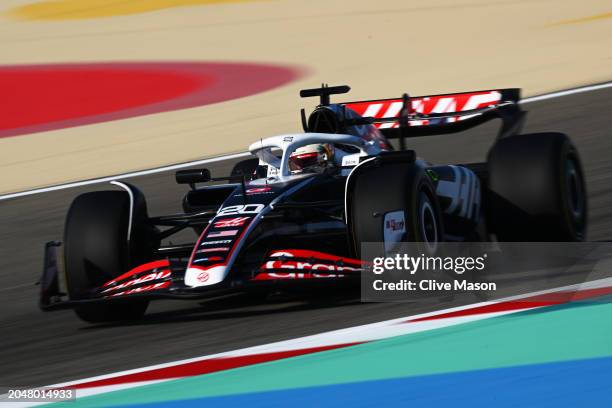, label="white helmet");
[289,143,335,173]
